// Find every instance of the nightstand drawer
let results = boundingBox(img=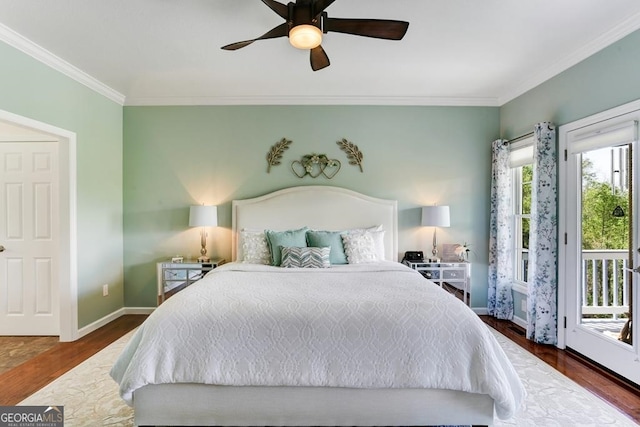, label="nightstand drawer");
[442,269,466,281]
[403,260,471,305]
[157,259,224,305]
